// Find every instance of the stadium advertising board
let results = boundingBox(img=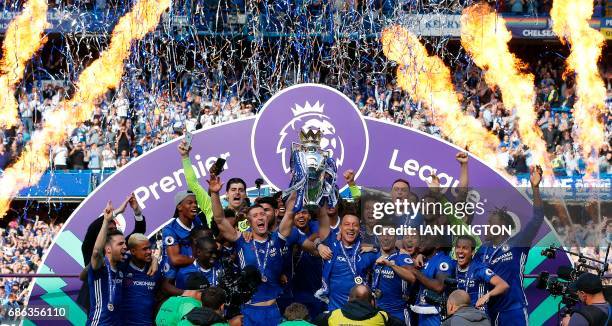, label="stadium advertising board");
[602,18,612,40]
